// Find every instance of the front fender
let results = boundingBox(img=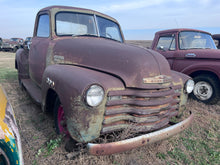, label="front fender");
[171,71,191,115]
[42,64,124,142]
[181,62,220,80]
